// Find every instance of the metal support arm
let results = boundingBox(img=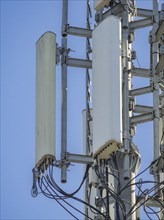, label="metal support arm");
[65,25,92,38]
[130,86,153,97]
[137,8,153,18]
[130,18,153,30]
[66,58,92,69]
[66,153,93,164]
[131,68,150,78]
[133,105,153,114]
[131,113,154,125]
